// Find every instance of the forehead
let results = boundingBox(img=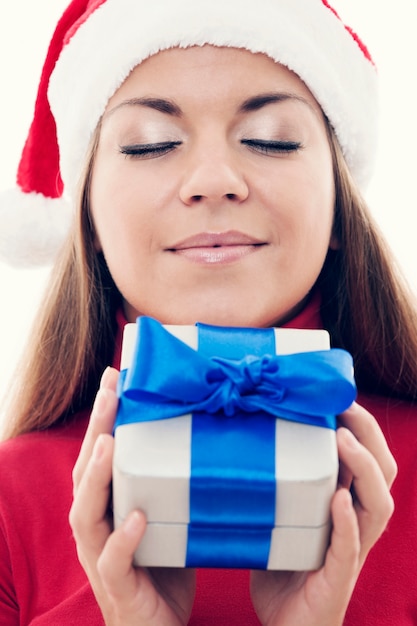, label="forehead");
[105,45,323,118]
